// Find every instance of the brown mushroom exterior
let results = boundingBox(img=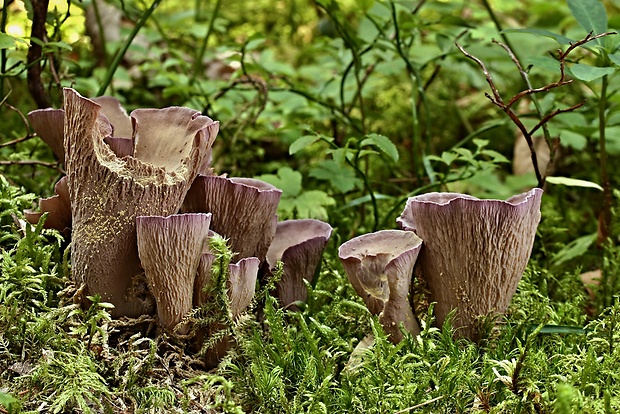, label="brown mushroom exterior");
[136,213,212,334]
[396,188,543,341]
[63,88,218,317]
[181,175,281,263]
[338,230,423,343]
[194,256,259,367]
[24,176,71,234]
[266,219,333,309]
[27,108,65,160]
